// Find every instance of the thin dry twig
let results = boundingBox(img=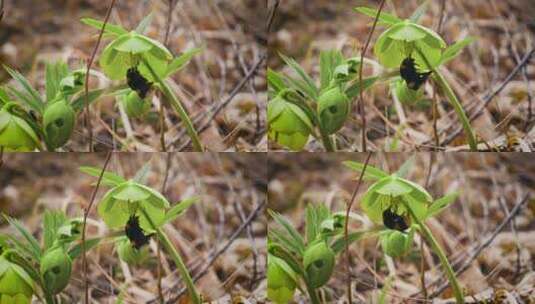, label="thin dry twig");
[344,152,372,303]
[166,199,266,303]
[267,0,280,33]
[82,152,112,304]
[358,0,386,152]
[84,0,117,152]
[0,0,4,21]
